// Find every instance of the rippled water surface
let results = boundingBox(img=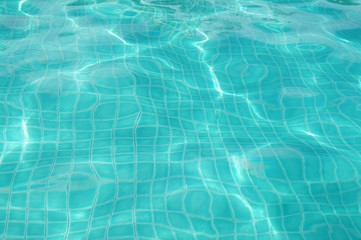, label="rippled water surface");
[1,0,361,239]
